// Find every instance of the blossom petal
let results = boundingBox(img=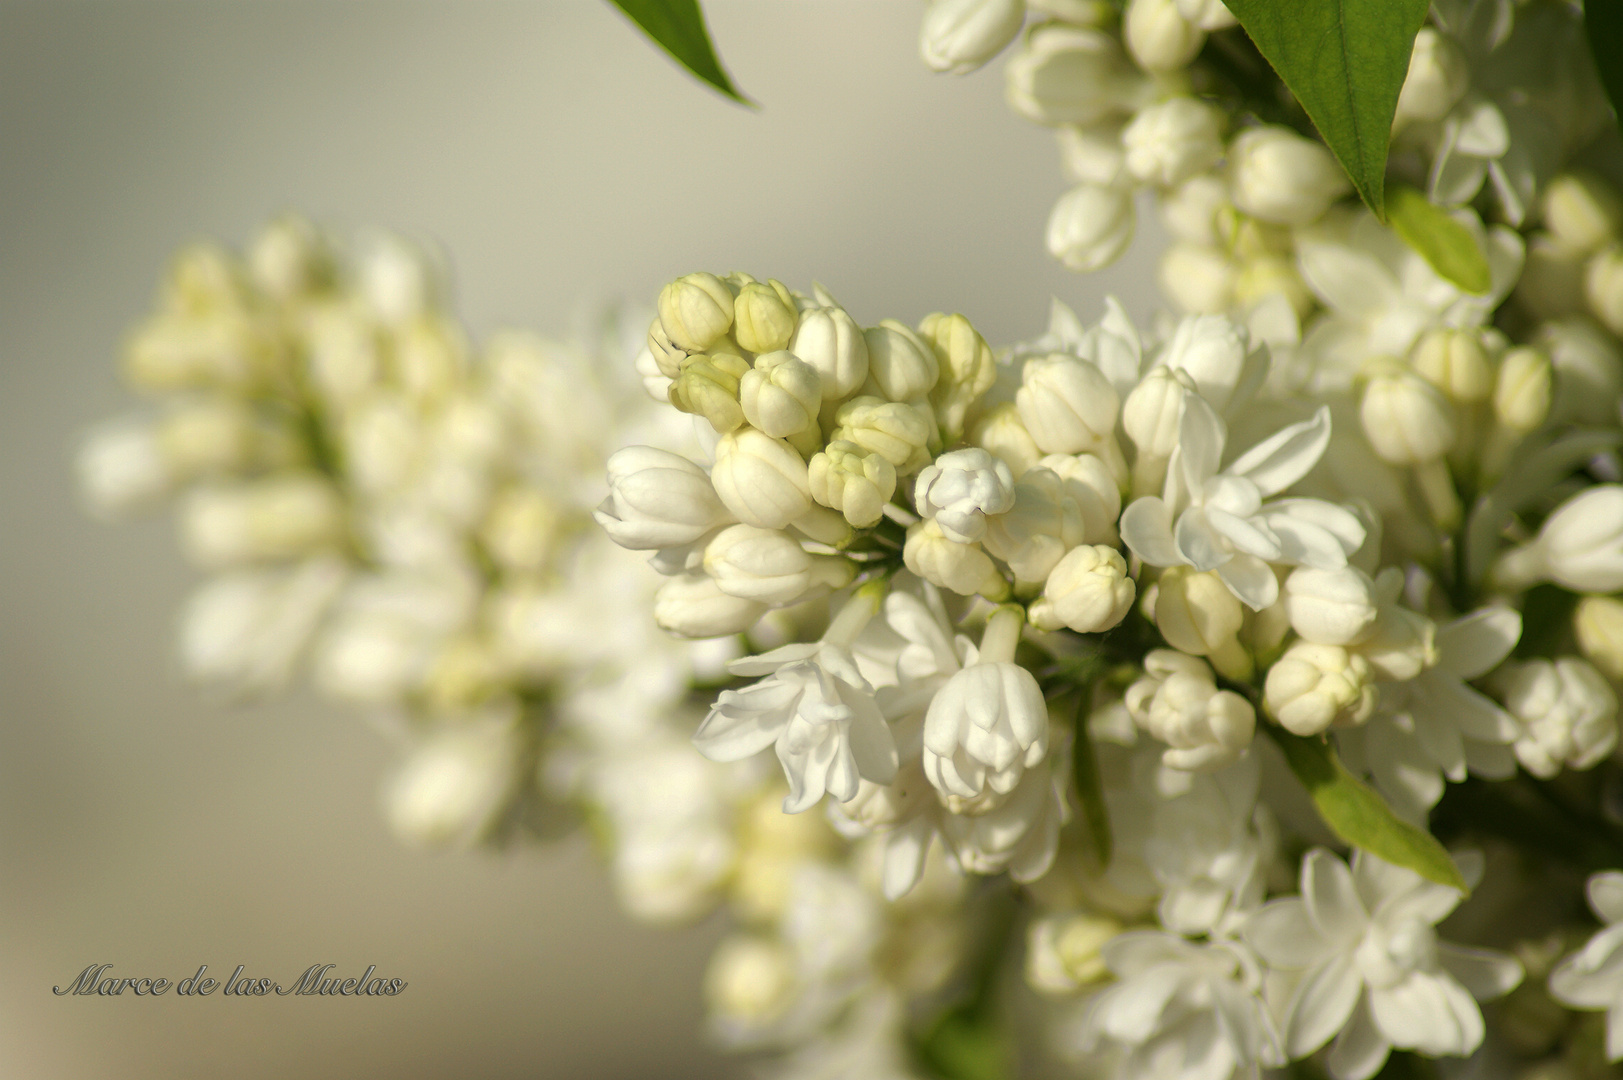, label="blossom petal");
[1225,406,1332,497]
[1436,943,1522,1001]
[1178,393,1227,491]
[1259,512,1350,569]
[727,642,819,676]
[1205,506,1283,561]
[1175,507,1232,571]
[1244,898,1325,969]
[1370,973,1483,1057]
[842,684,898,785]
[880,816,934,900]
[1326,993,1390,1080]
[1298,239,1400,320]
[1435,606,1521,679]
[1121,496,1184,566]
[1216,553,1279,610]
[1550,924,1623,1007]
[1591,871,1623,925]
[1286,953,1363,1059]
[1303,848,1368,946]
